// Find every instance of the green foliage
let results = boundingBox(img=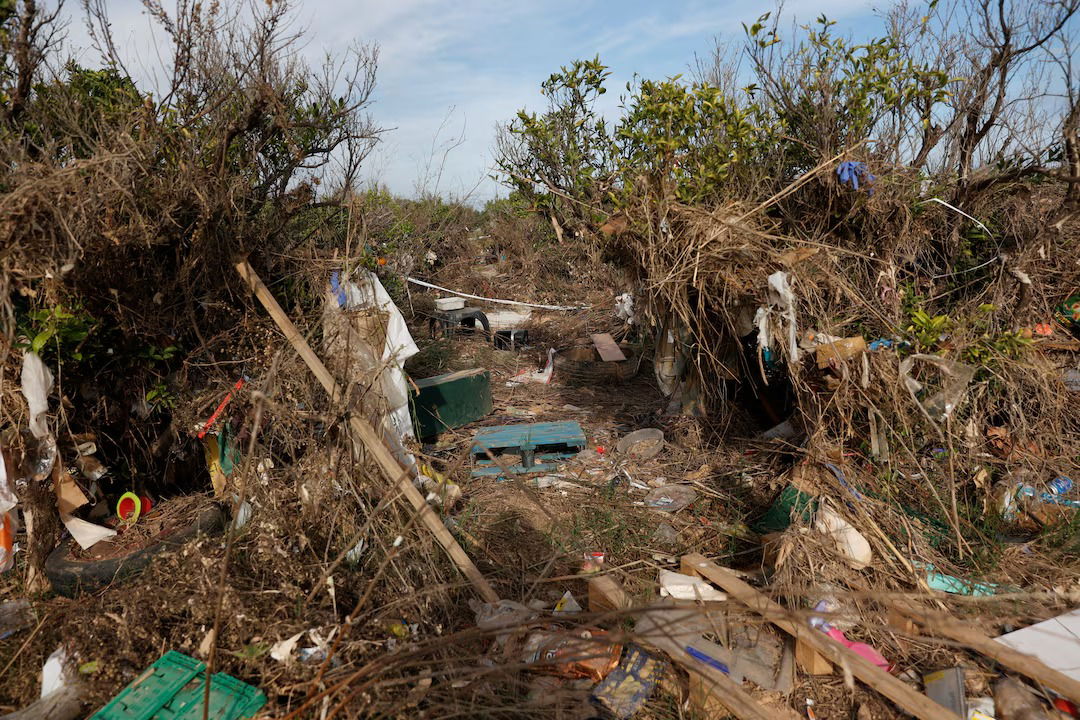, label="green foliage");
[905,308,952,351]
[962,330,1032,366]
[26,63,143,157]
[145,380,177,412]
[18,302,96,361]
[749,15,951,161]
[497,57,616,226]
[616,77,776,204]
